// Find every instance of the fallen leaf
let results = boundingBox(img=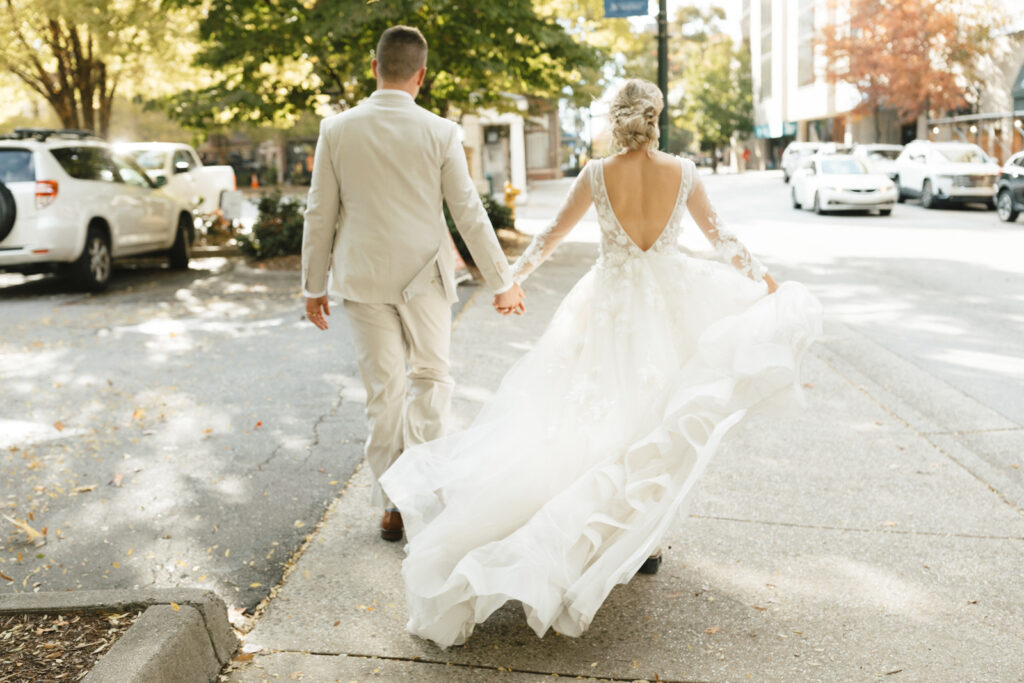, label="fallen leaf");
[255,421,263,428]
[0,572,12,581]
[705,627,720,634]
[71,484,98,494]
[752,605,768,611]
[235,653,254,662]
[881,521,897,527]
[112,562,119,569]
[249,582,261,588]
[2,514,44,540]
[111,473,124,487]
[53,421,65,432]
[132,408,145,421]
[170,602,180,611]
